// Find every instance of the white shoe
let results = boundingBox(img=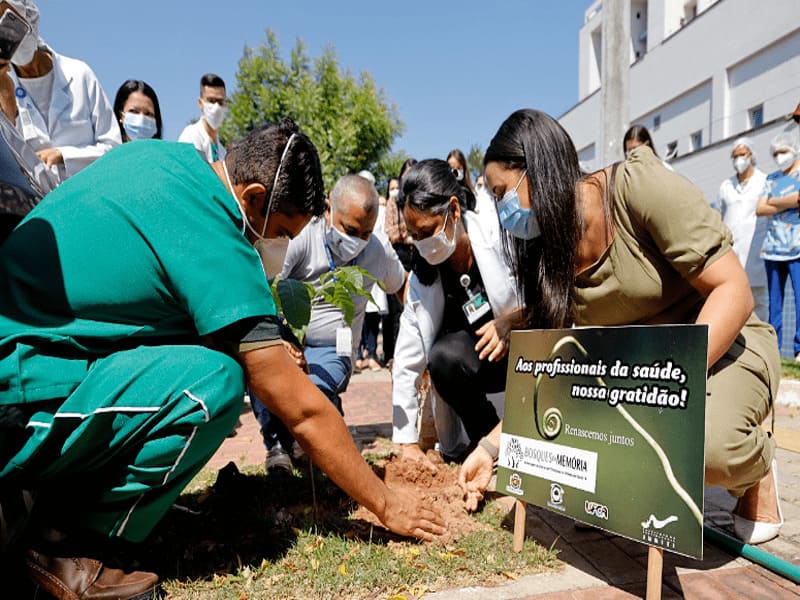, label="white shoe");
[733,460,784,545]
